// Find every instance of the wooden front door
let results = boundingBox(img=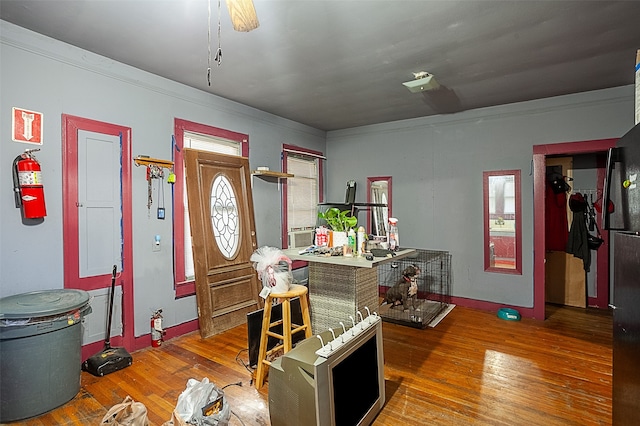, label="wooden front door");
[184,148,261,337]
